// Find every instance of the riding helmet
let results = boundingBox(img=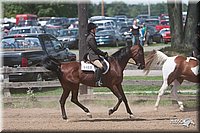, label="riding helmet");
[87,22,98,32]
